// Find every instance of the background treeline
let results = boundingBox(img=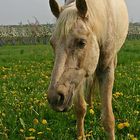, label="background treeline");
[0,20,54,46]
[0,22,140,46]
[127,22,140,40]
